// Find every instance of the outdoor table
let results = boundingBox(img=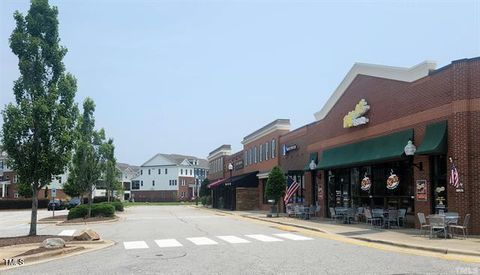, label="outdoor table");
[427,214,459,238]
